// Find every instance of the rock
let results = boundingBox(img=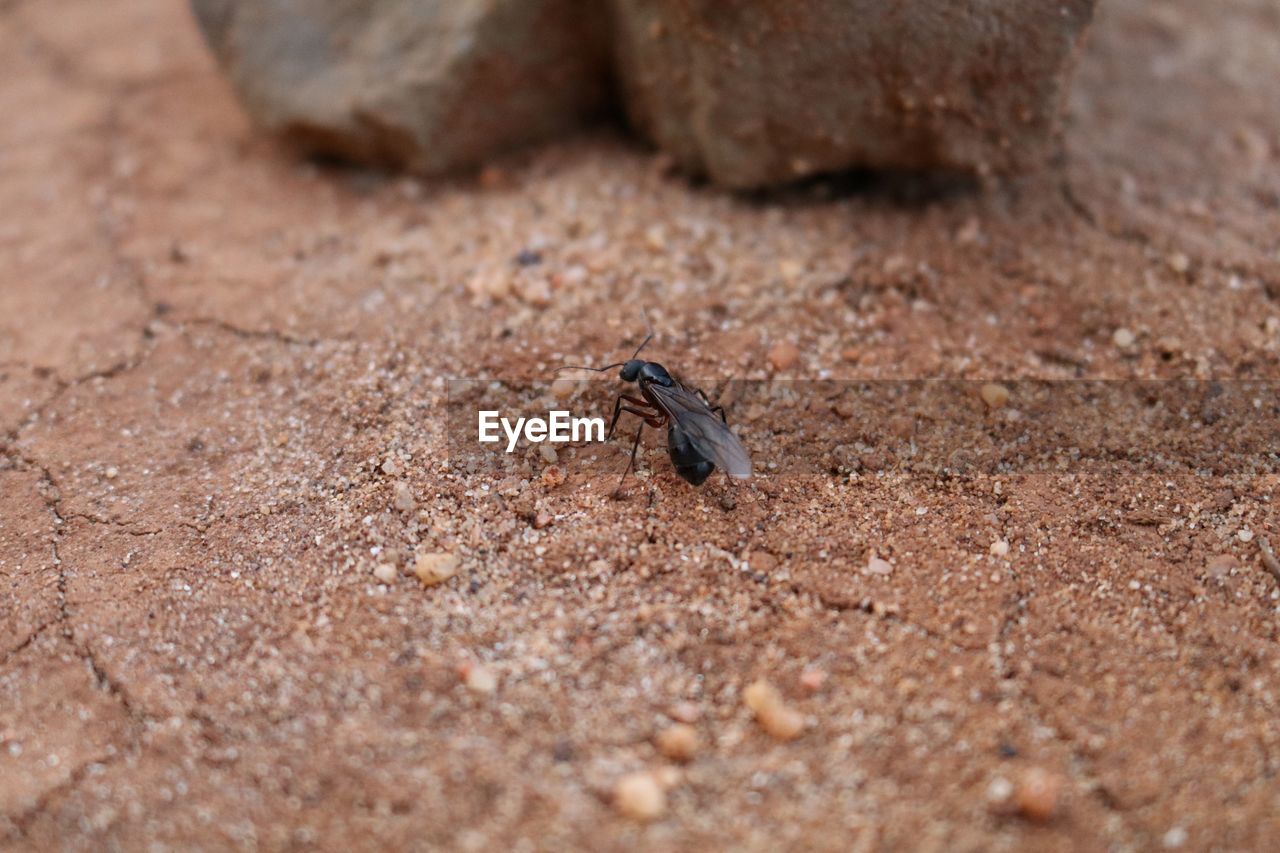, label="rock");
[460,661,497,694]
[414,550,457,586]
[798,668,828,693]
[1112,327,1136,348]
[614,771,666,821]
[655,724,699,762]
[980,383,1010,410]
[767,340,800,371]
[865,555,894,576]
[392,481,416,514]
[668,702,701,724]
[190,0,611,176]
[610,0,1097,187]
[1014,767,1062,822]
[372,562,397,584]
[743,679,805,741]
